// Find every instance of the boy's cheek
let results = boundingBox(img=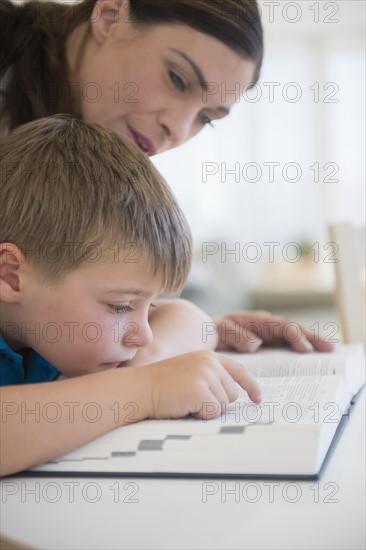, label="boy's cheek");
[36,339,105,374]
[33,322,120,373]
